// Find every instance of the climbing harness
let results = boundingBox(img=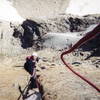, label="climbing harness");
[61,24,100,92]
